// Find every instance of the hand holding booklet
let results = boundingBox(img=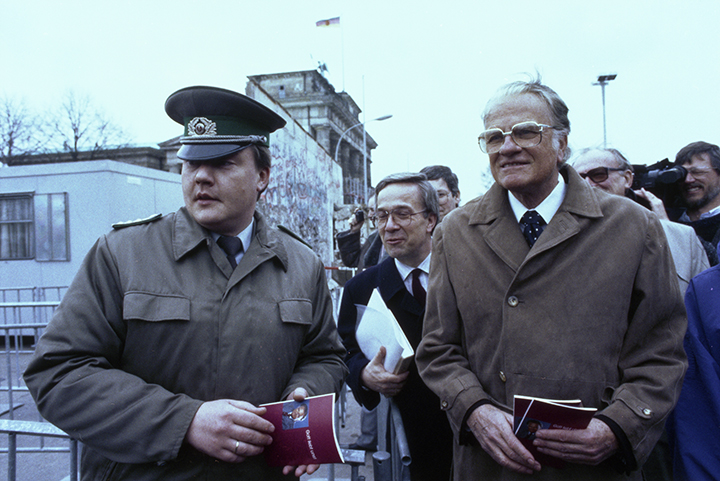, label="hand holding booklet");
[355,289,414,374]
[260,393,344,467]
[512,394,597,468]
